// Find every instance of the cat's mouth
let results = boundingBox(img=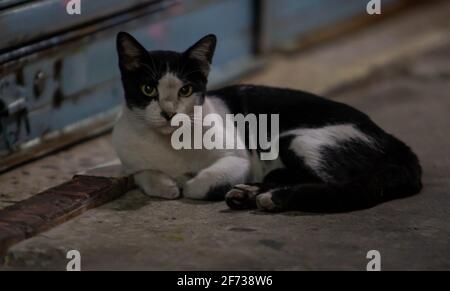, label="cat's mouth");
[151,113,187,134]
[154,123,178,135]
